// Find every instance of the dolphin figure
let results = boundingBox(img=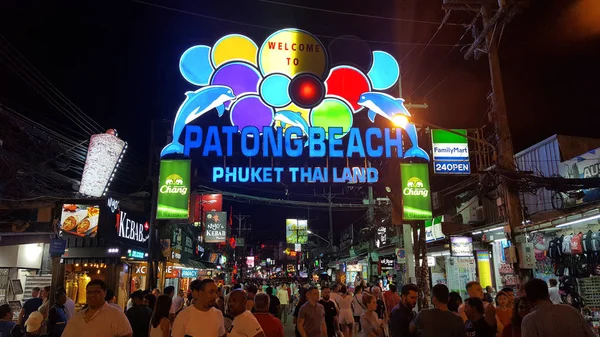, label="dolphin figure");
[274,110,310,146]
[357,92,430,160]
[161,85,235,157]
